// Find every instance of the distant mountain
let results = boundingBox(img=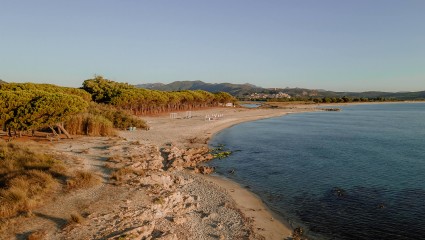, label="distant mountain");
[0,79,6,84]
[136,80,425,100]
[136,80,264,96]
